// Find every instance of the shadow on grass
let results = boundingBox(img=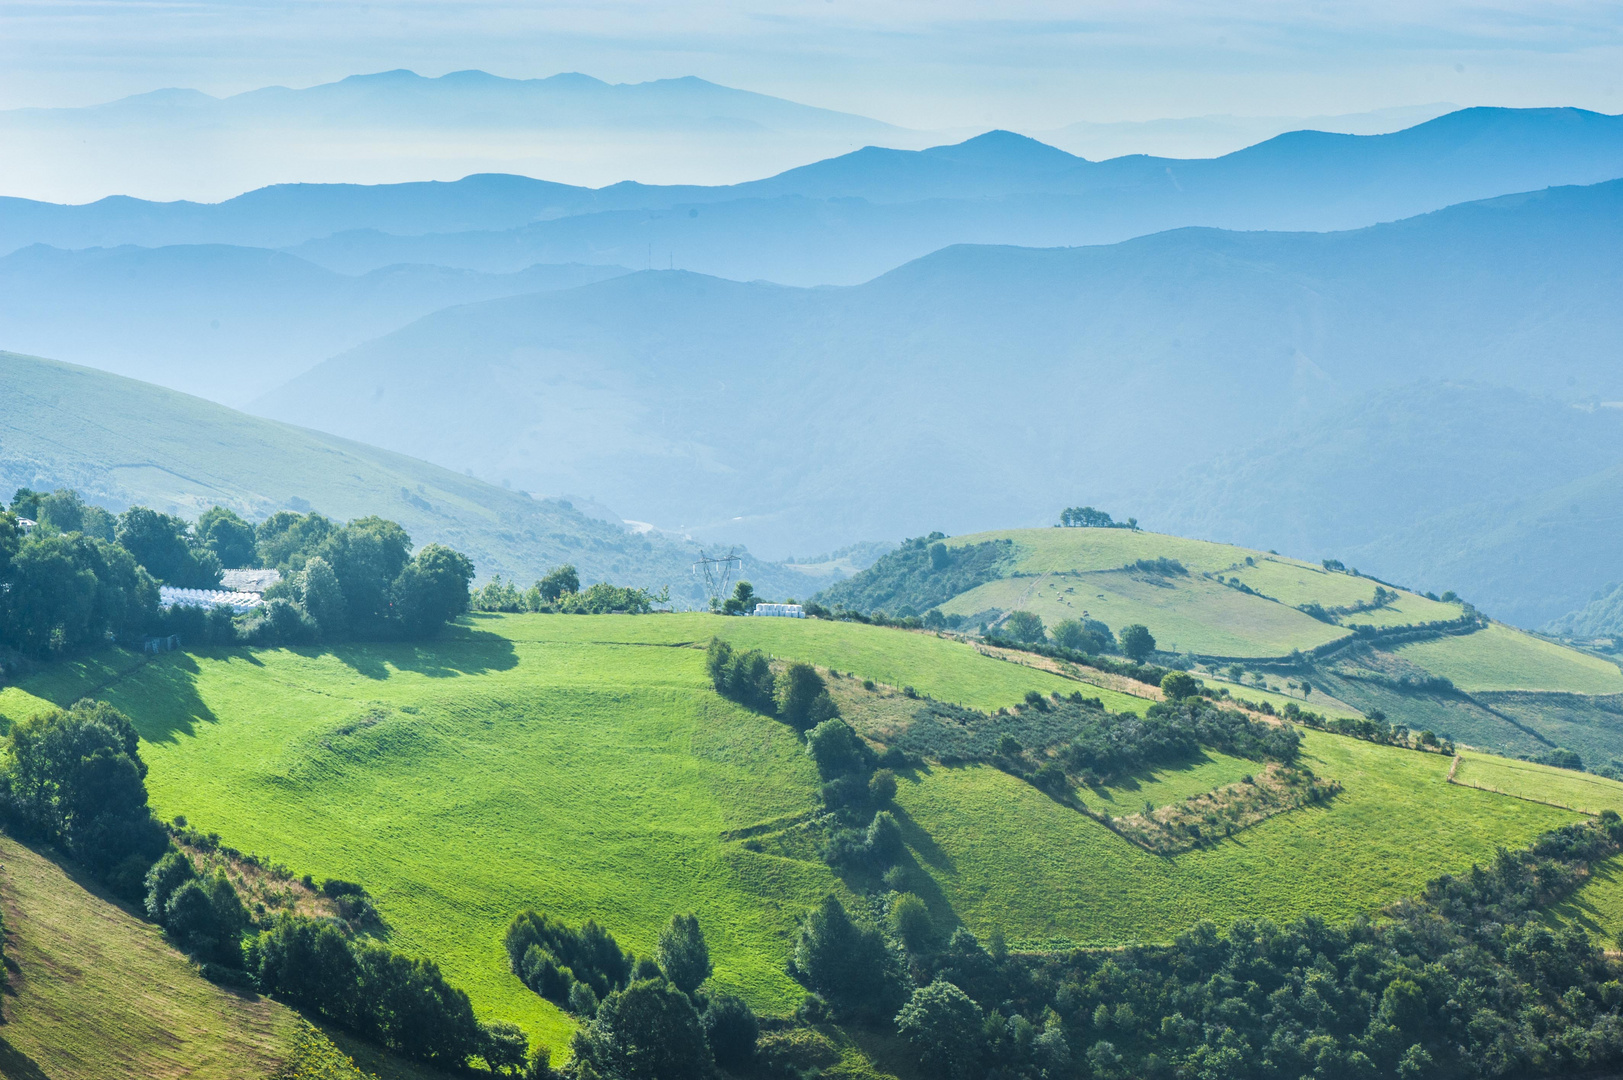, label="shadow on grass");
[0,1038,49,1080]
[329,625,519,681]
[1083,749,1222,805]
[1547,858,1623,938]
